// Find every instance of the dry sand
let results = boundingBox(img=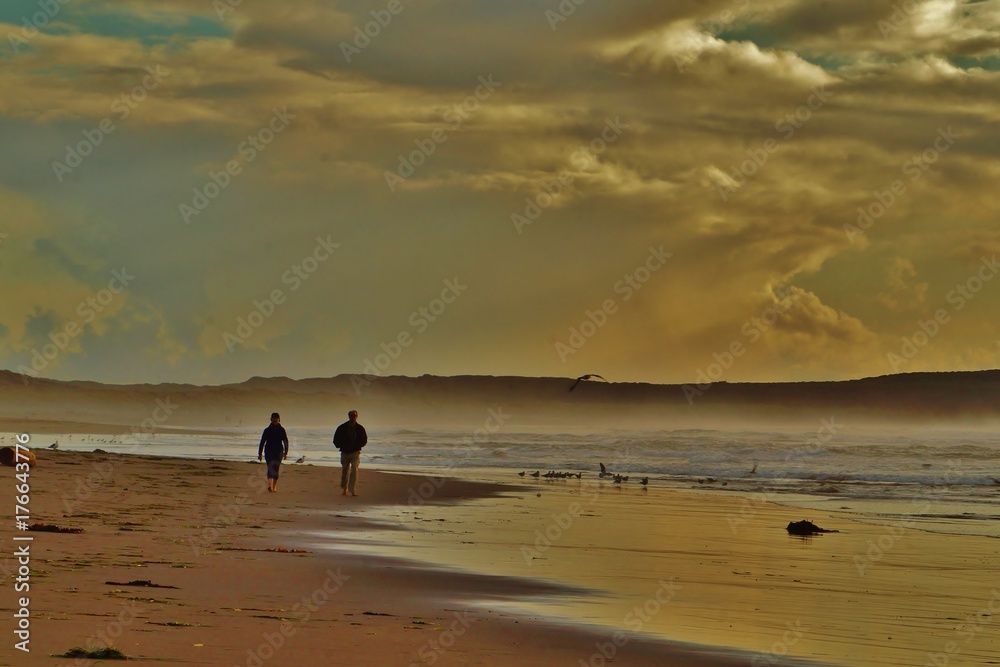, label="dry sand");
[1,449,762,666]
